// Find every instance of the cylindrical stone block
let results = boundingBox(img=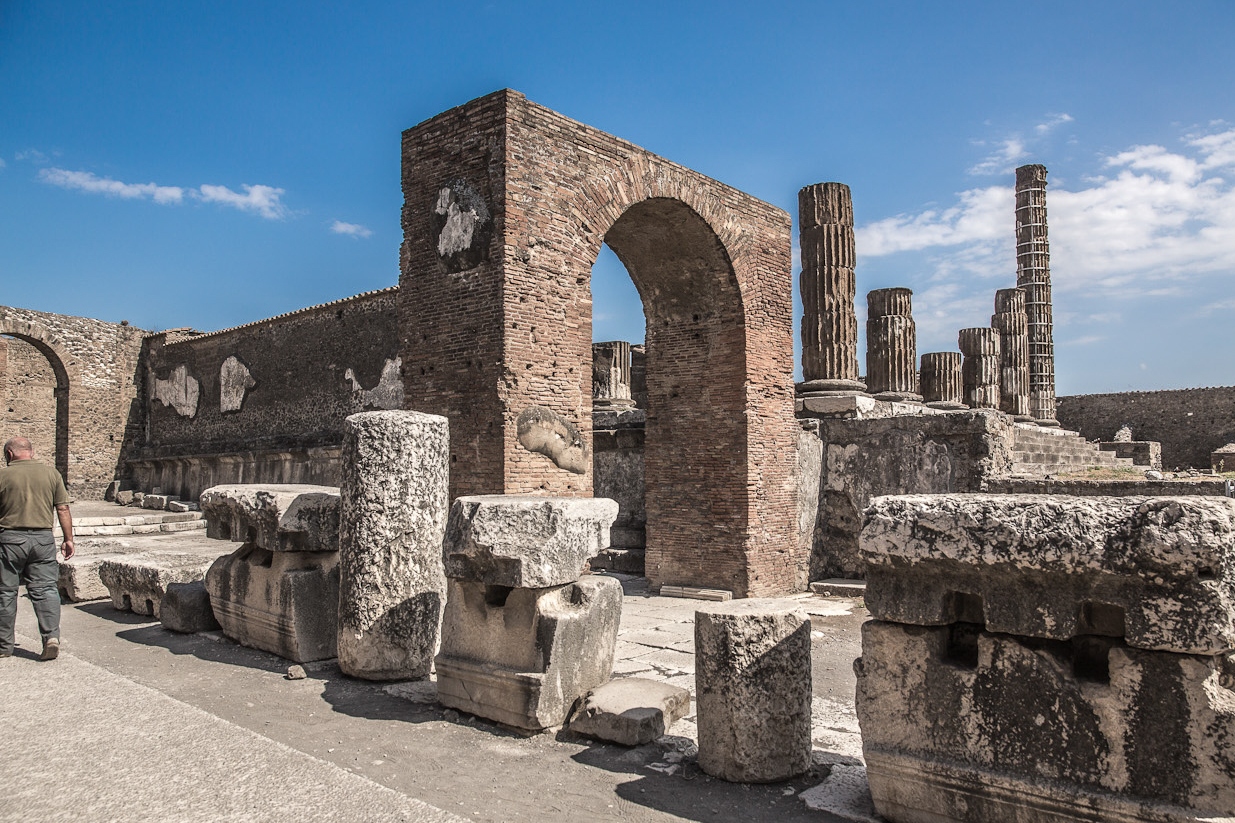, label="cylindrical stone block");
[992,289,1031,419]
[958,328,1000,410]
[338,410,450,681]
[592,341,634,409]
[695,600,812,783]
[866,288,920,401]
[919,352,965,410]
[798,182,866,395]
[1015,164,1058,425]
